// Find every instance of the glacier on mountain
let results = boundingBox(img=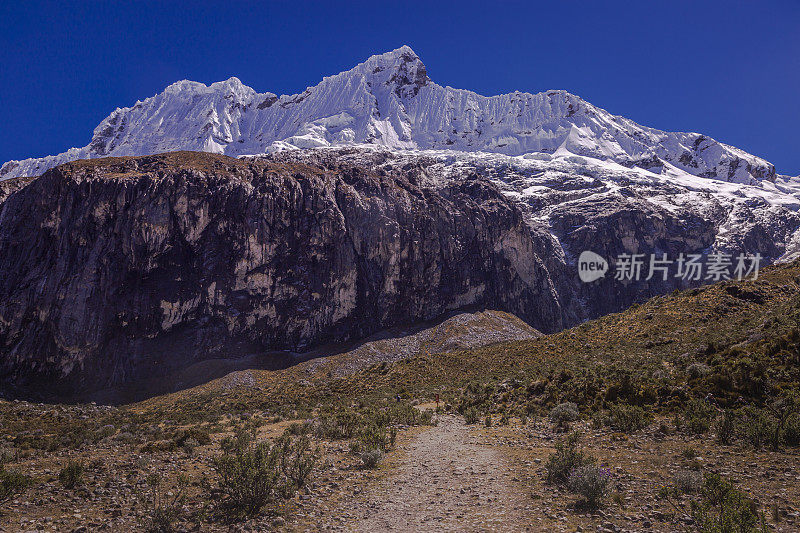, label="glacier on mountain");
[1,45,792,189]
